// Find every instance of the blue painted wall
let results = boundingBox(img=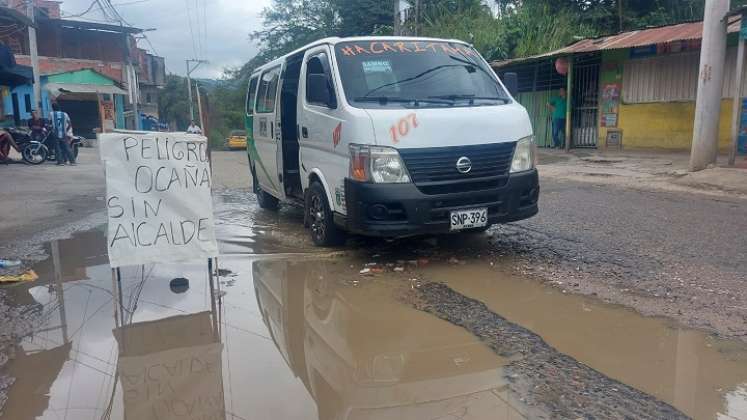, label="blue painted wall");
[2,84,52,120]
[3,83,52,120]
[115,94,125,129]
